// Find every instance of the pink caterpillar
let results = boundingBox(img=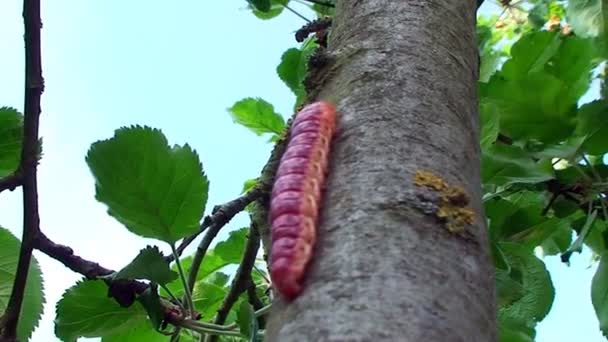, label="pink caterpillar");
[269,101,337,300]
